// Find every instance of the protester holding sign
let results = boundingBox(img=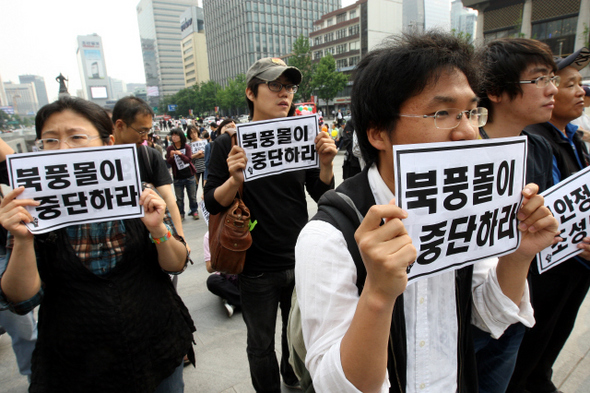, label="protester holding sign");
[0,97,195,392]
[188,125,206,210]
[166,128,199,220]
[294,31,558,393]
[473,38,559,393]
[508,47,590,393]
[204,57,337,392]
